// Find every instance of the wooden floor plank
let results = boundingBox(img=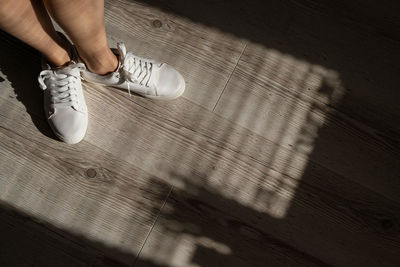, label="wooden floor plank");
[79,80,400,266]
[0,201,129,267]
[0,74,170,265]
[1,0,399,266]
[135,190,327,267]
[212,3,400,203]
[103,0,246,111]
[137,161,400,266]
